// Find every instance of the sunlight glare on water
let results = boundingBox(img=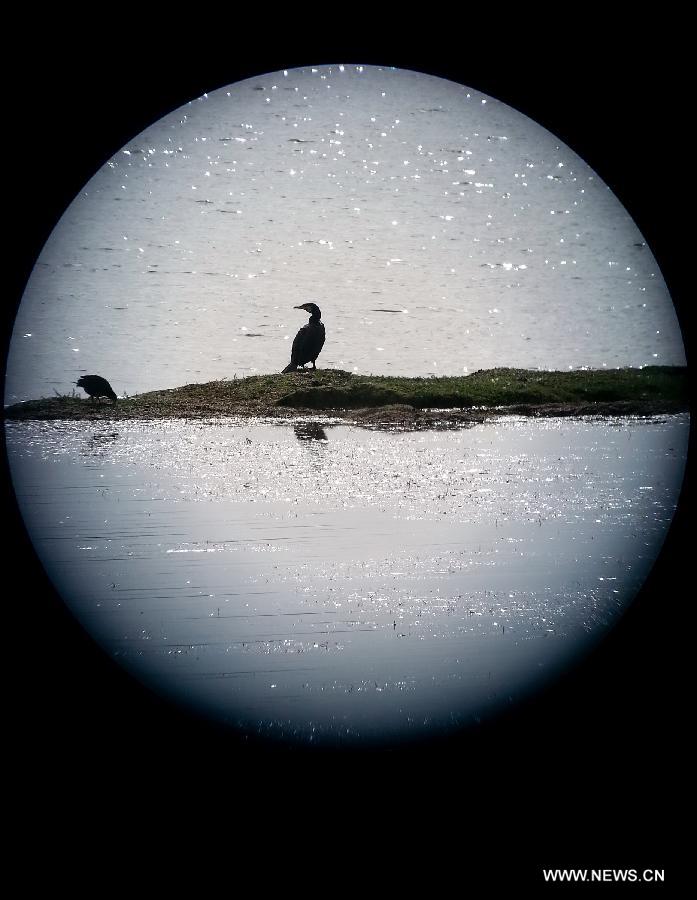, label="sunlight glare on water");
[5,414,688,745]
[5,64,686,403]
